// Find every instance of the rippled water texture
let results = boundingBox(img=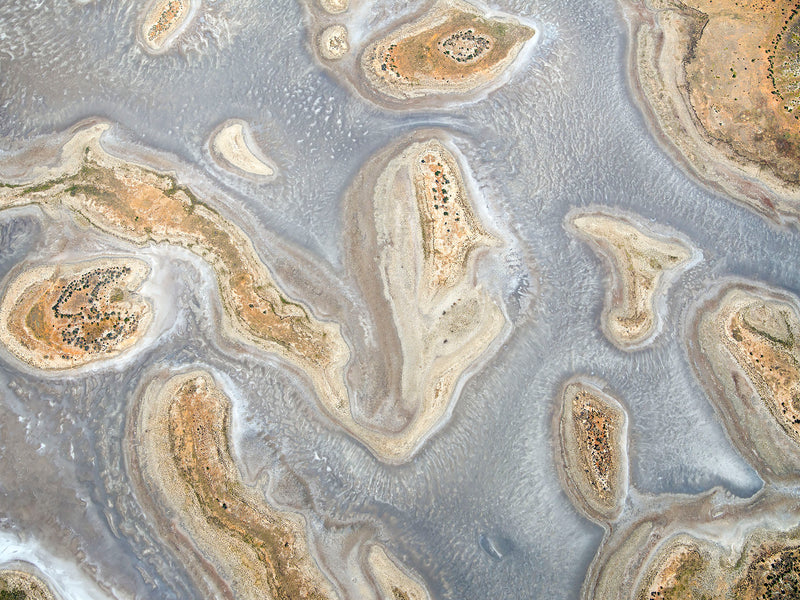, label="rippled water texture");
[1,0,799,598]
